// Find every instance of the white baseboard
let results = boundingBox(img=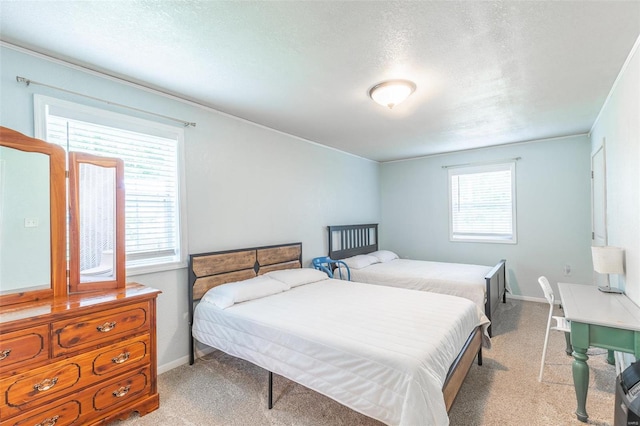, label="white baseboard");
[506,294,554,304]
[158,356,188,375]
[158,346,216,375]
